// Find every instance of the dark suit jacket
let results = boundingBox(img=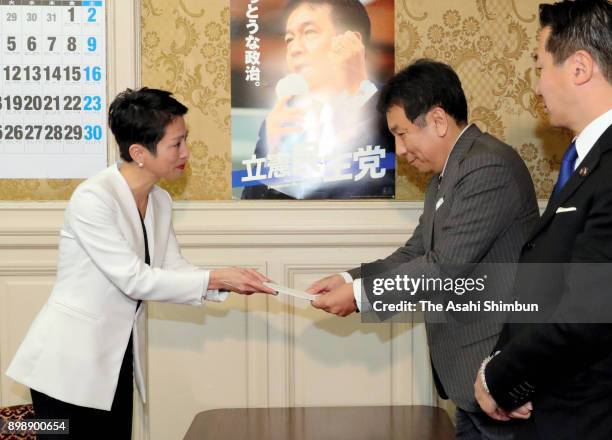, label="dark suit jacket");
[240,92,395,199]
[486,124,612,439]
[349,125,539,411]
